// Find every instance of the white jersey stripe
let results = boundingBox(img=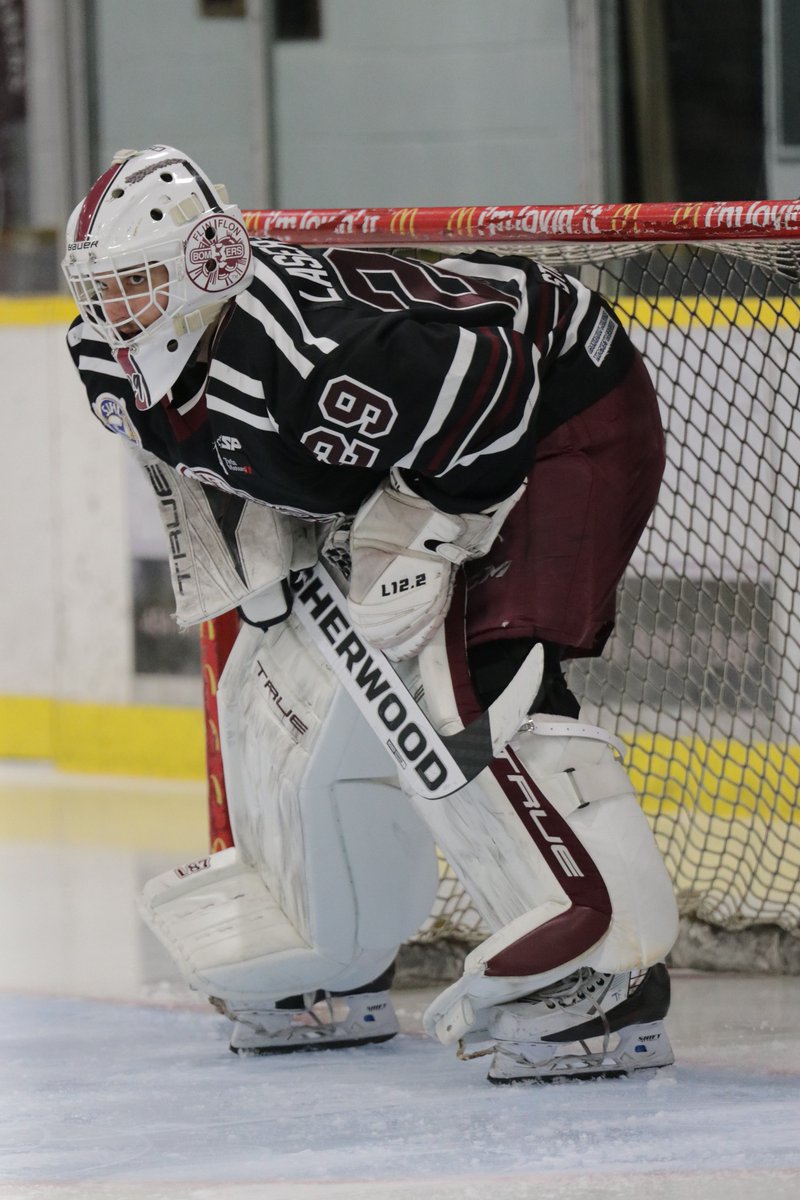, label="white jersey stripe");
[558,282,592,357]
[237,290,316,379]
[443,343,543,470]
[435,328,515,475]
[431,257,530,333]
[78,355,125,378]
[449,389,537,468]
[208,359,265,399]
[206,391,279,432]
[253,259,338,354]
[395,327,478,469]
